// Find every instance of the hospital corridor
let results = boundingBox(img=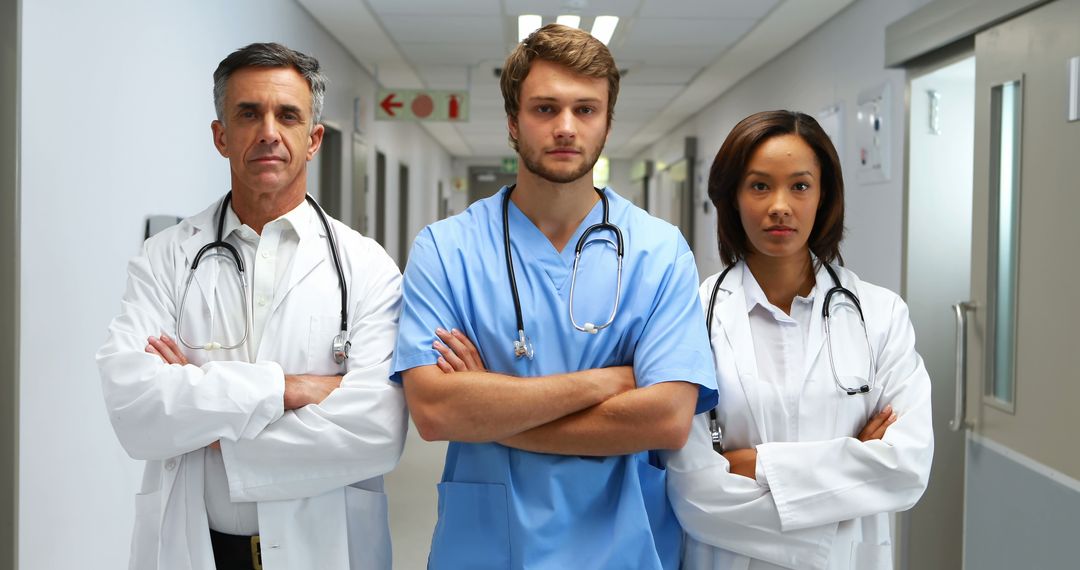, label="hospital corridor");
[3,0,1080,568]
